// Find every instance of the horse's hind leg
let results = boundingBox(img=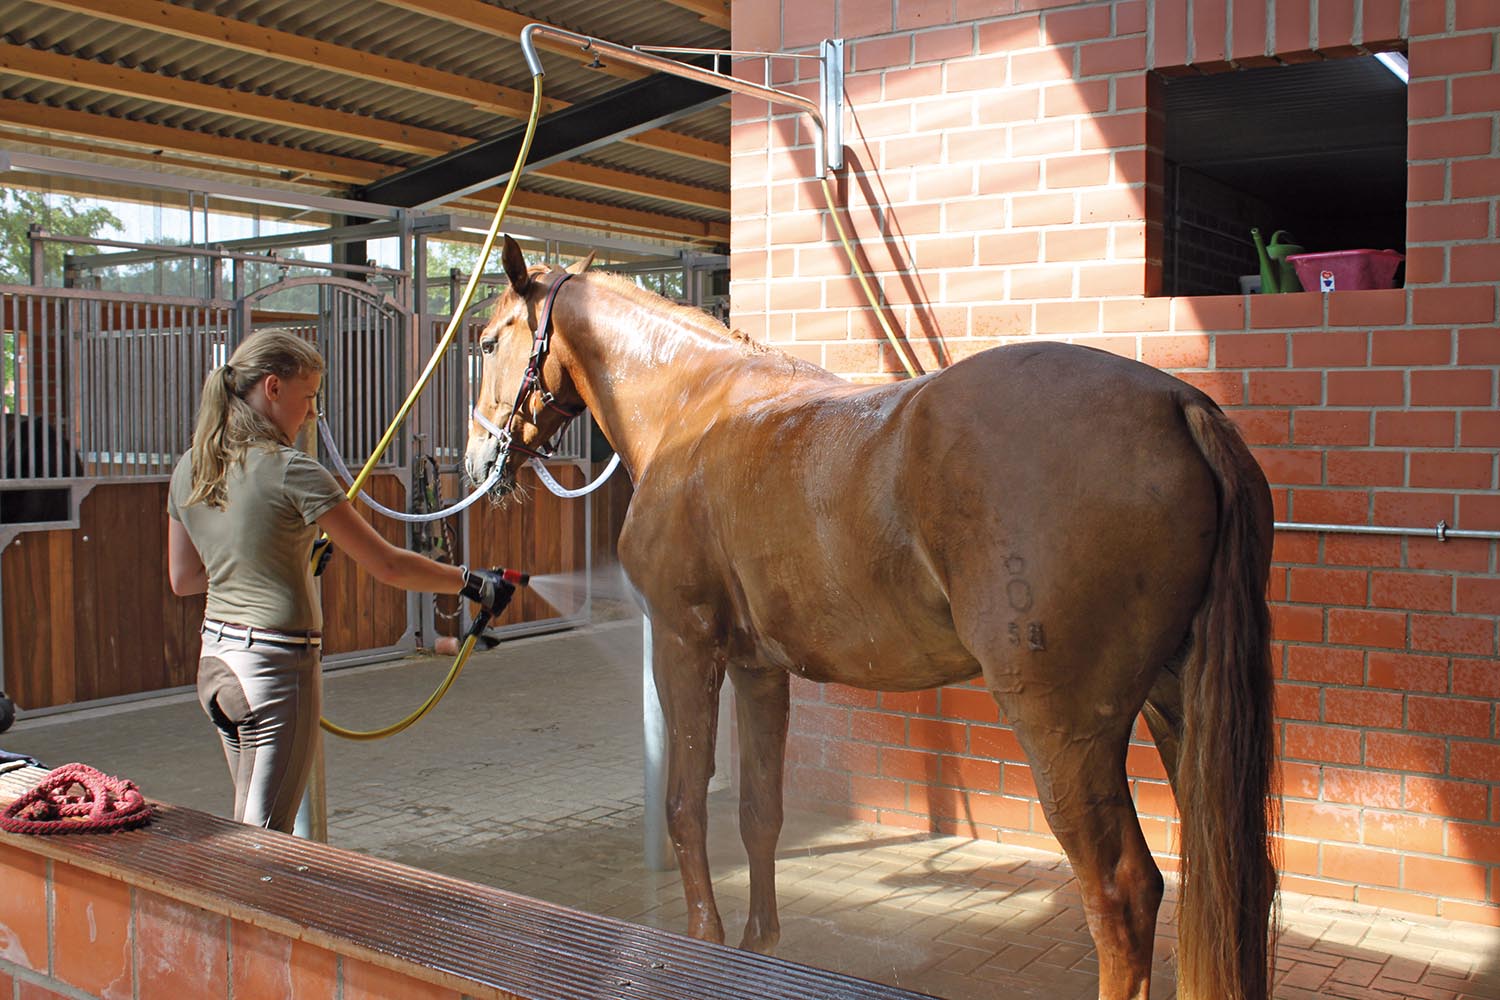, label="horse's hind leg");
[653,632,728,943]
[727,664,790,953]
[1007,710,1163,1000]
